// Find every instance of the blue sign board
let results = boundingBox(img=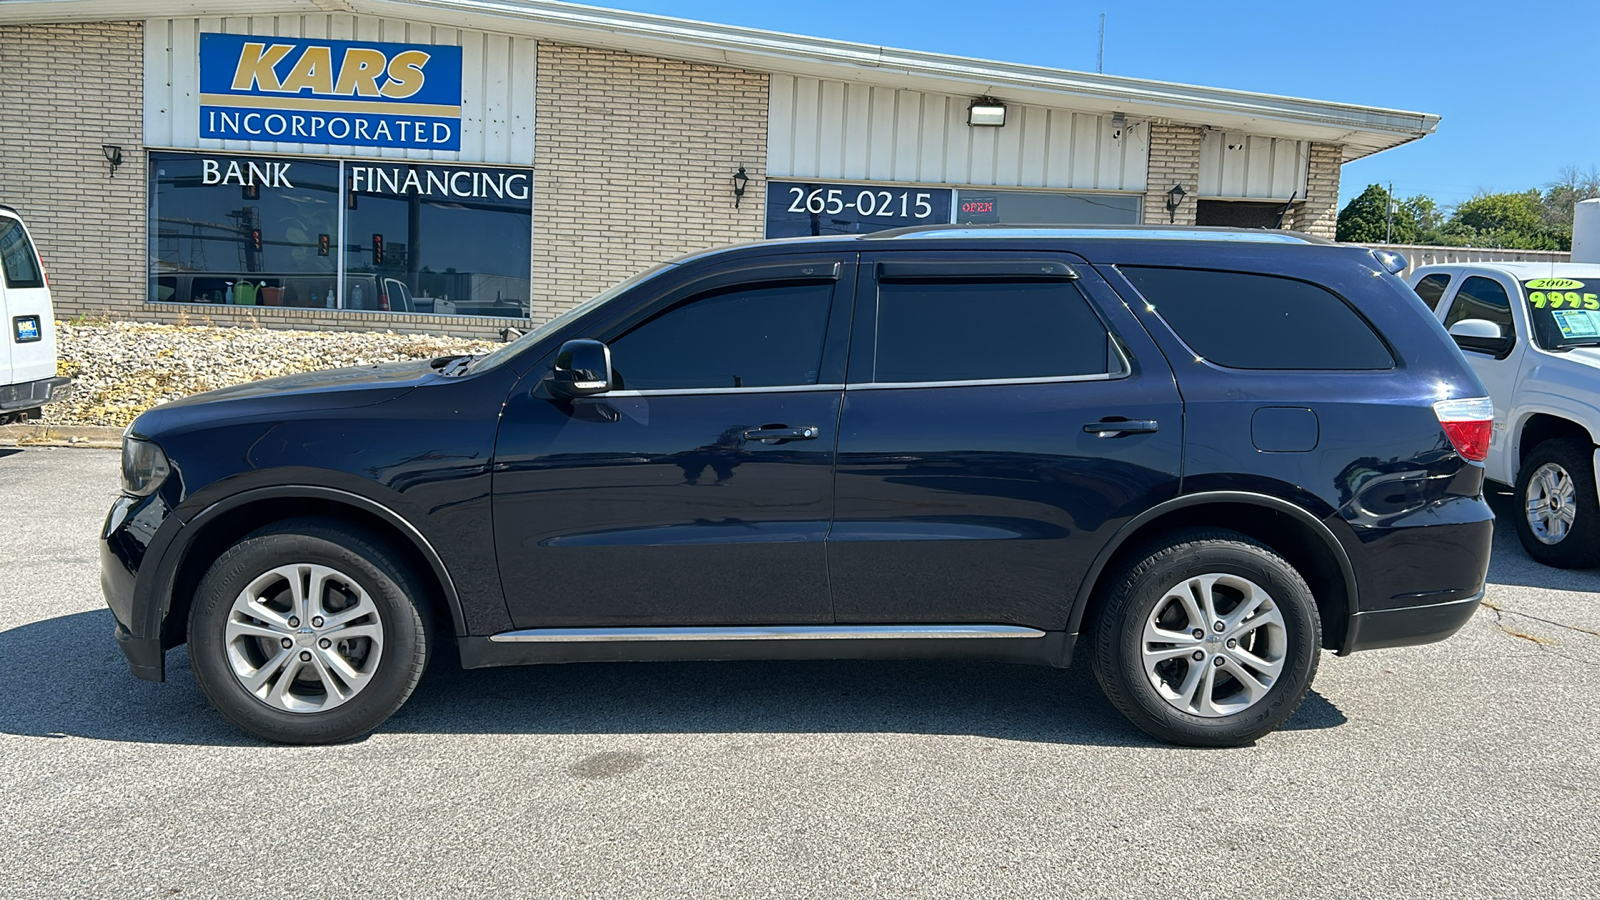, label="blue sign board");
[765,181,953,238]
[198,33,463,150]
